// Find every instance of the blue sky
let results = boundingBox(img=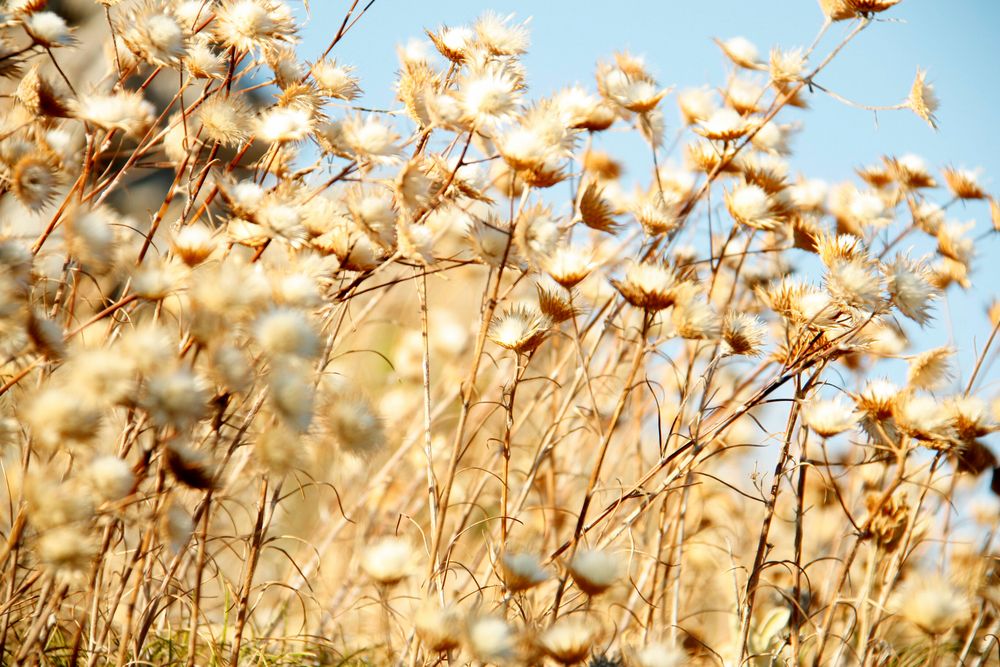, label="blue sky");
[296,0,999,388]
